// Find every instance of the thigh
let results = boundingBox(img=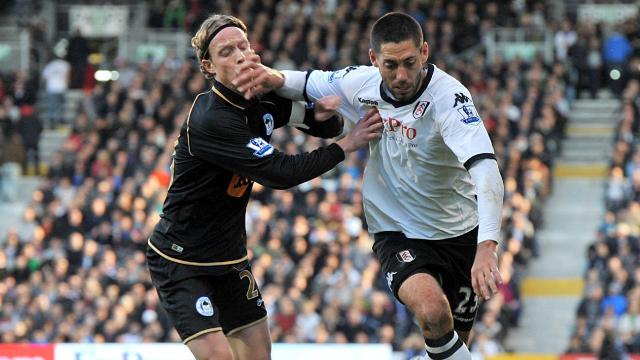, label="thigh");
[216,262,268,335]
[398,272,450,317]
[187,331,234,360]
[227,317,271,360]
[147,247,223,344]
[372,232,448,303]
